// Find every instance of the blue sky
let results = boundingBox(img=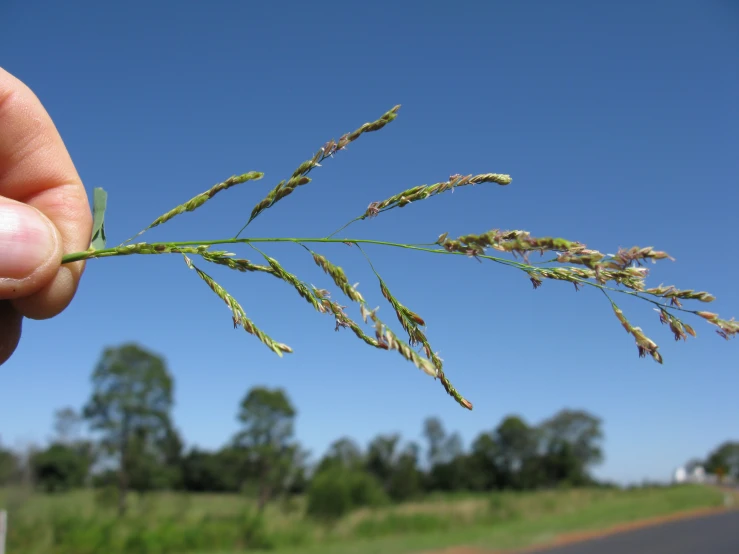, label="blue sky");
[1,1,737,485]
